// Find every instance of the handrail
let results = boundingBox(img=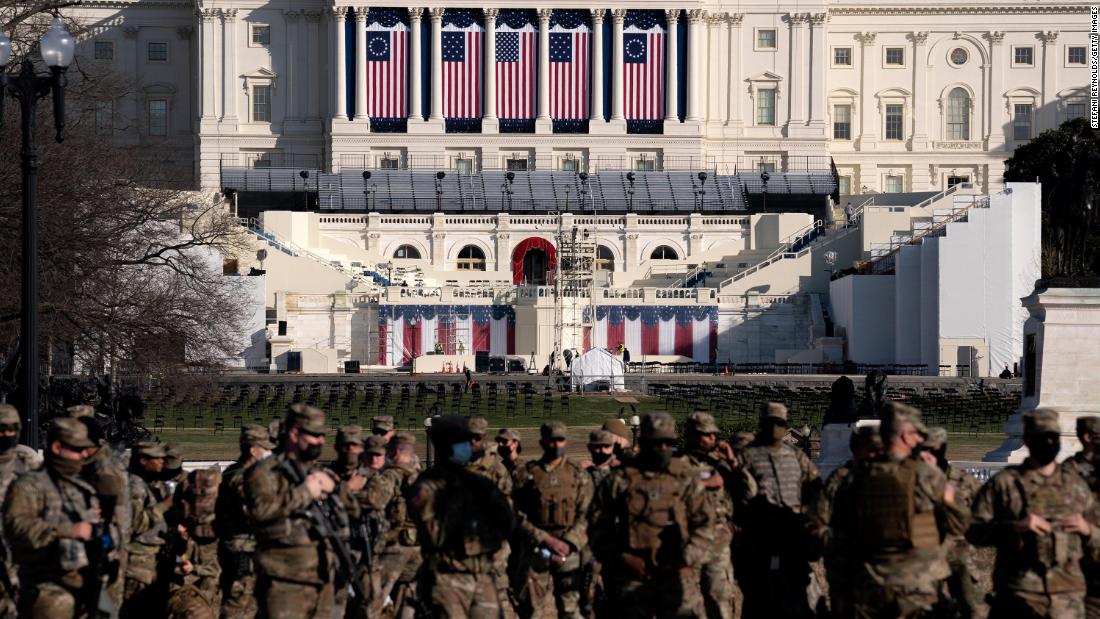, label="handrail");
[236,217,380,288]
[859,193,990,273]
[716,218,824,288]
[669,263,708,288]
